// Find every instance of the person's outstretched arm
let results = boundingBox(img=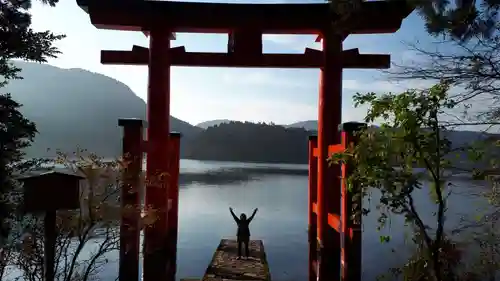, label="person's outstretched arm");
[229,207,240,223]
[248,208,258,223]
